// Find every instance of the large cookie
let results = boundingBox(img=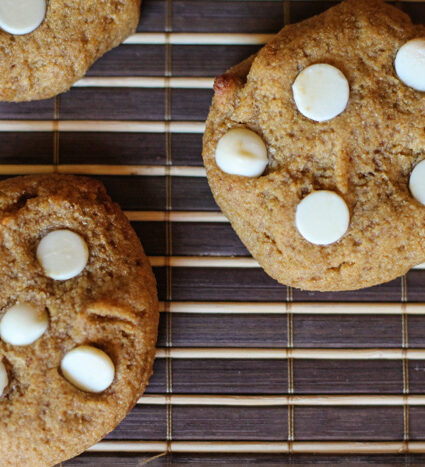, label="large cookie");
[203,0,425,291]
[0,0,140,101]
[0,174,158,465]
